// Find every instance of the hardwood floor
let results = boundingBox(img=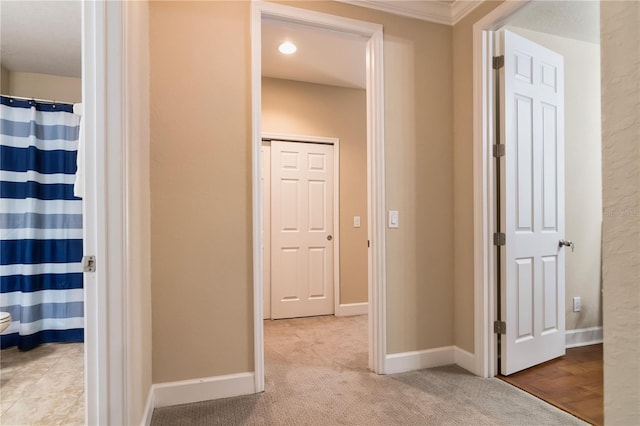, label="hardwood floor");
[499,344,603,426]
